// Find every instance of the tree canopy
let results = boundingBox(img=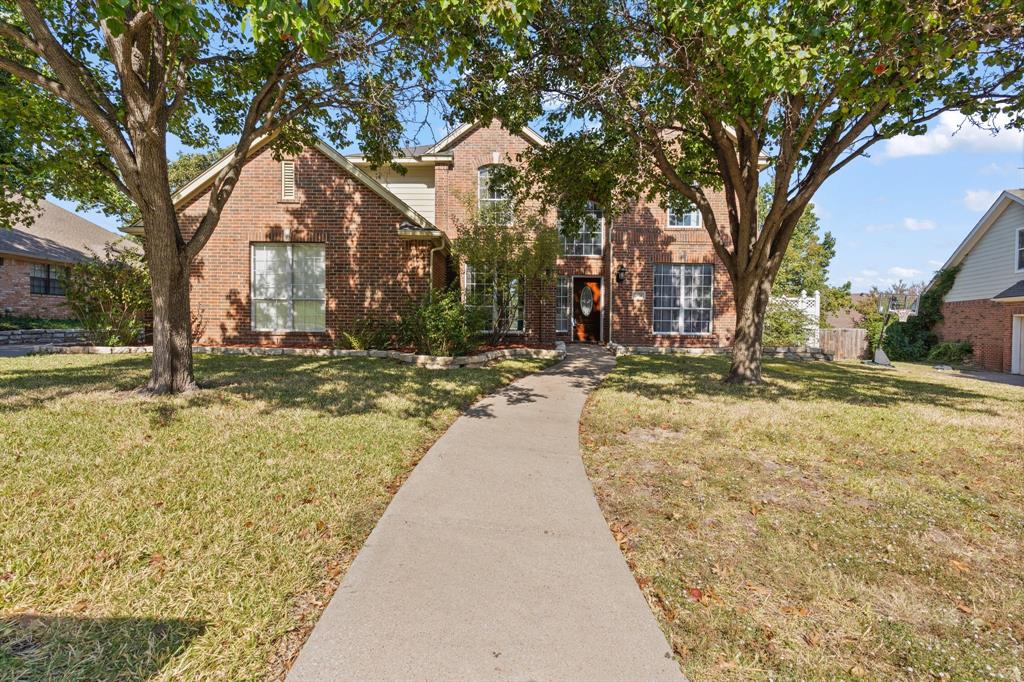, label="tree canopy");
[450,0,1024,382]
